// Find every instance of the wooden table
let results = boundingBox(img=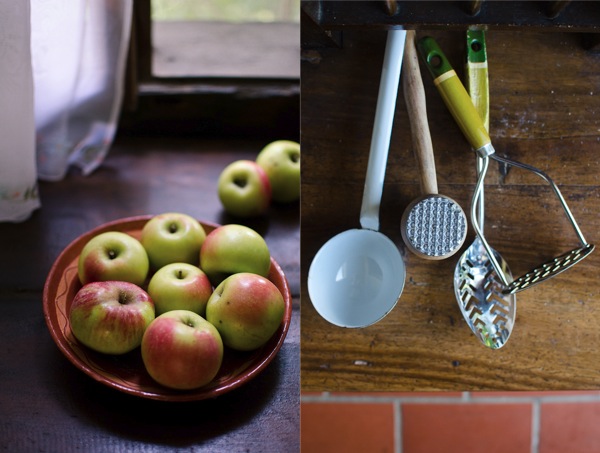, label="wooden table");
[0,136,299,451]
[301,29,600,391]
